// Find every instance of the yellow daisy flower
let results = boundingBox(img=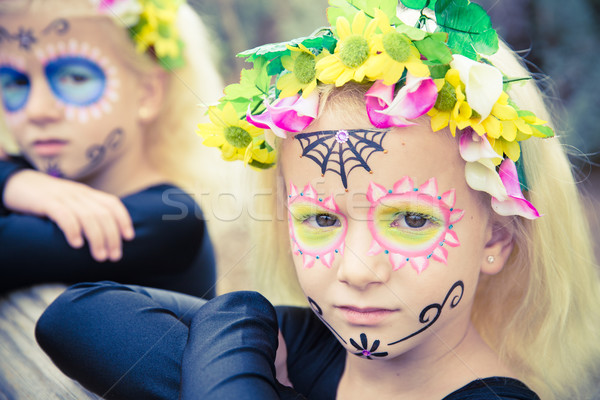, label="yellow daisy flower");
[315,11,379,86]
[427,68,472,136]
[197,103,264,162]
[467,92,548,162]
[277,44,325,98]
[246,138,277,169]
[136,24,180,58]
[365,9,429,84]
